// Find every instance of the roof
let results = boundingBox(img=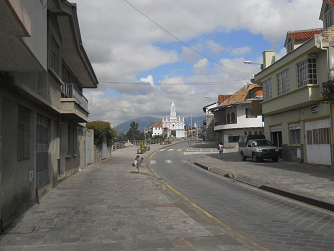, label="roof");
[220,84,262,107]
[152,122,163,127]
[218,95,232,105]
[286,29,323,41]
